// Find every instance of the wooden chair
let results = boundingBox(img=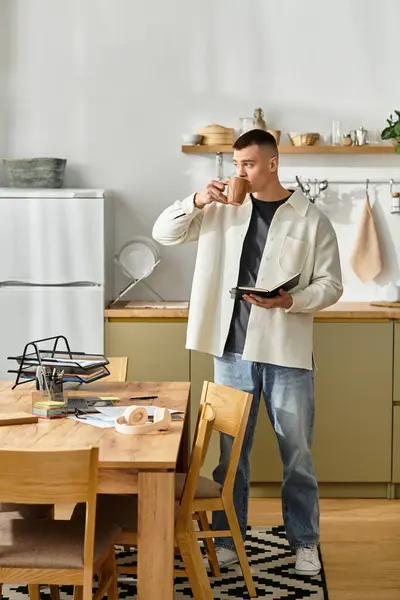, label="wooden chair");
[53,356,128,523]
[0,447,120,600]
[106,357,128,382]
[72,382,257,598]
[174,401,218,598]
[184,381,256,598]
[72,402,216,598]
[0,504,56,600]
